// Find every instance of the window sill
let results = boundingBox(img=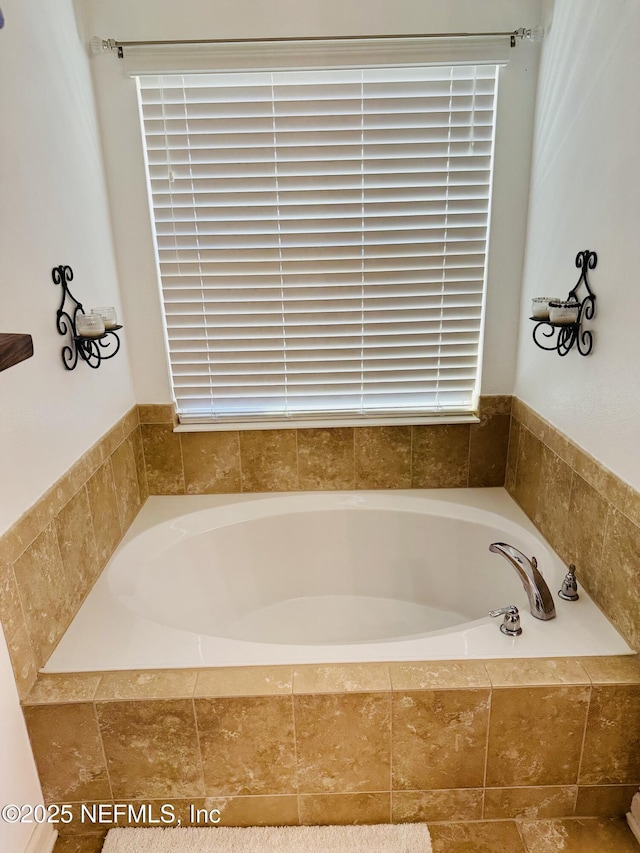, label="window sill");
[174,413,481,432]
